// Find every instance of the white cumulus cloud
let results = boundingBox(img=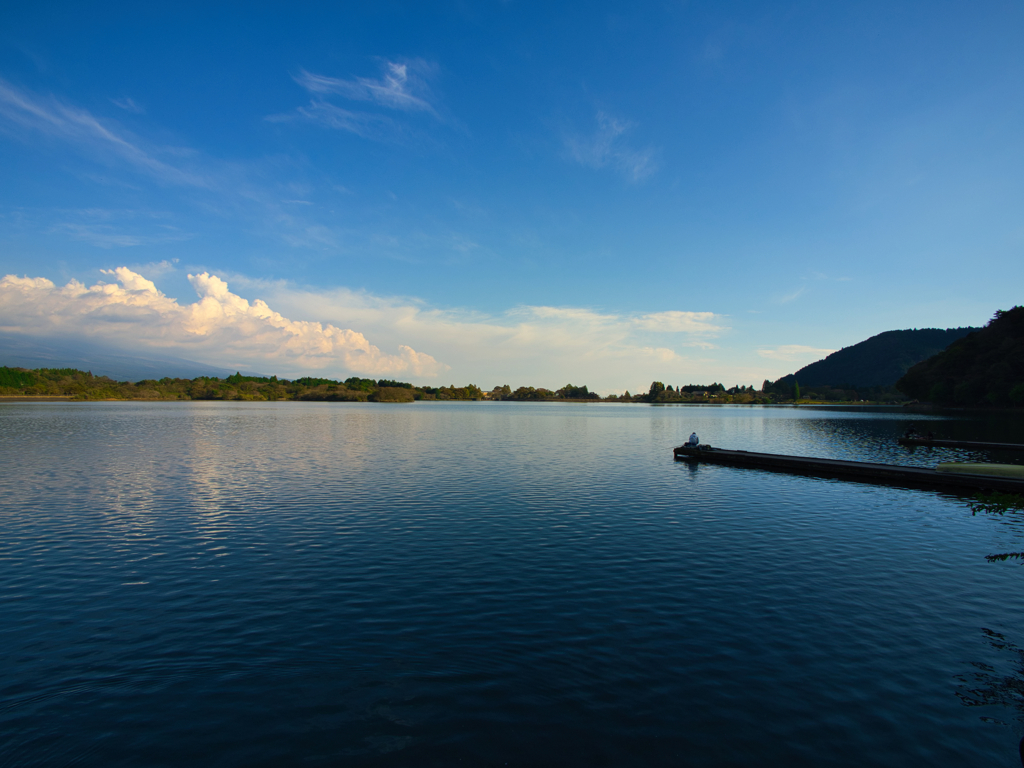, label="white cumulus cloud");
[0,268,447,378]
[0,268,755,391]
[244,280,731,391]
